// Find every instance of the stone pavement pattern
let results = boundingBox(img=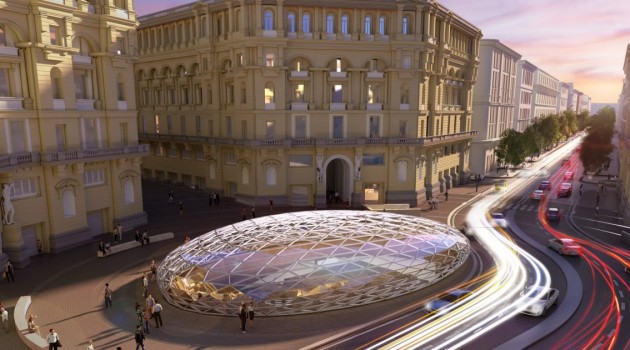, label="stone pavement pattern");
[0,151,619,349]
